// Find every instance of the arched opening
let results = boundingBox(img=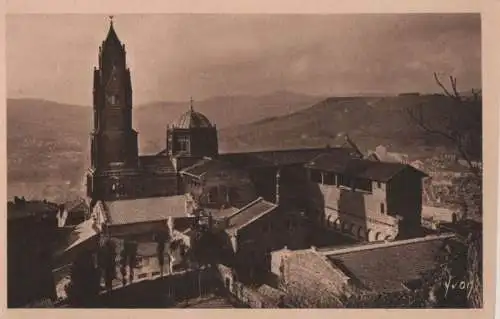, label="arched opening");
[357,226,365,239]
[384,235,392,241]
[375,232,383,241]
[350,224,357,236]
[367,229,374,242]
[342,222,350,233]
[327,215,335,228]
